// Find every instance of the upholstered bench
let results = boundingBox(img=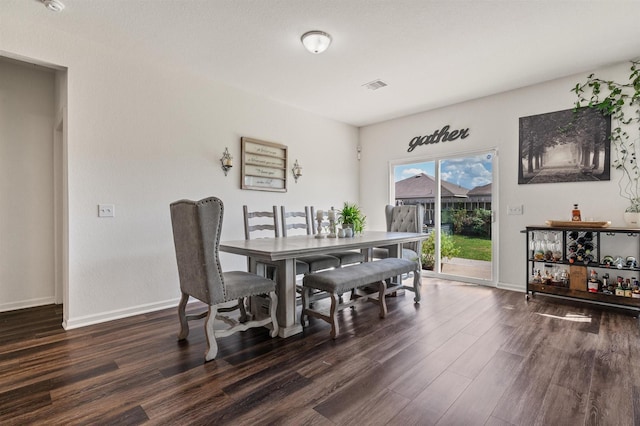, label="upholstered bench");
[301,257,421,339]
